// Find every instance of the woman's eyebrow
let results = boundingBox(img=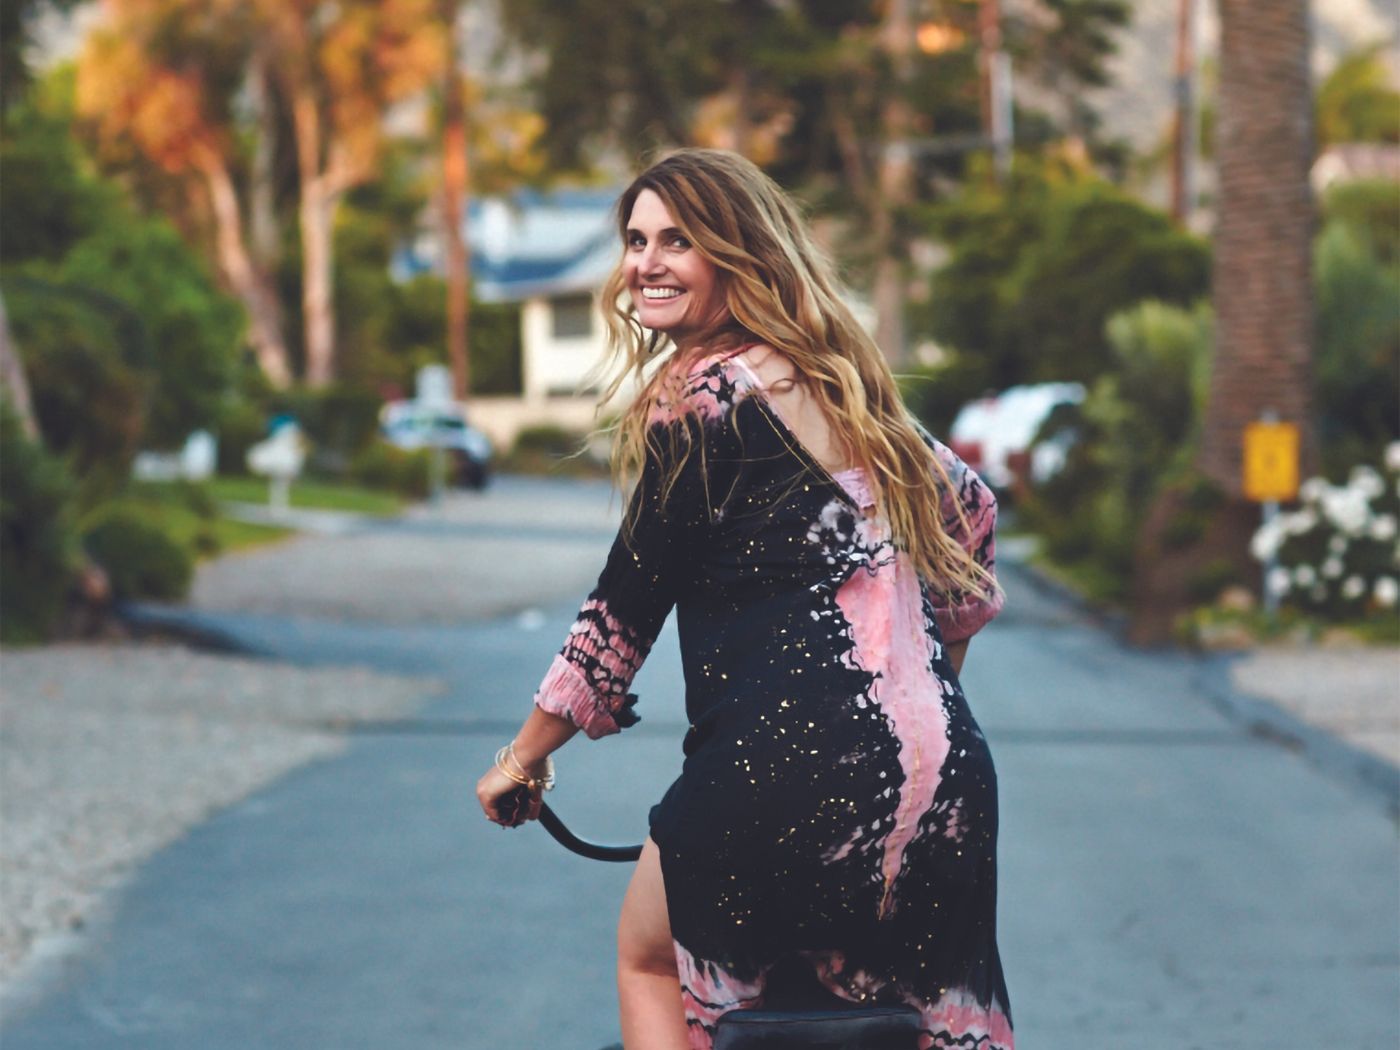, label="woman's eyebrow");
[625,226,685,238]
